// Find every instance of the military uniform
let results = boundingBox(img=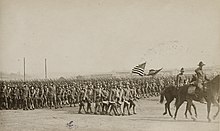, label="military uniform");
[10,86,18,110]
[93,84,102,114]
[176,68,186,88]
[21,85,29,110]
[129,86,137,114]
[0,85,6,109]
[108,85,119,116]
[78,87,86,114]
[122,83,131,115]
[194,61,209,103]
[56,86,63,108]
[195,67,209,90]
[85,86,93,113]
